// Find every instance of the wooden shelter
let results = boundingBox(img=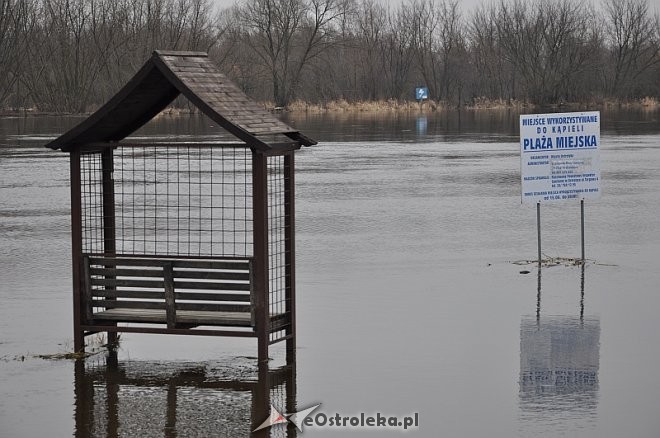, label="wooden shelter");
[46,50,315,364]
